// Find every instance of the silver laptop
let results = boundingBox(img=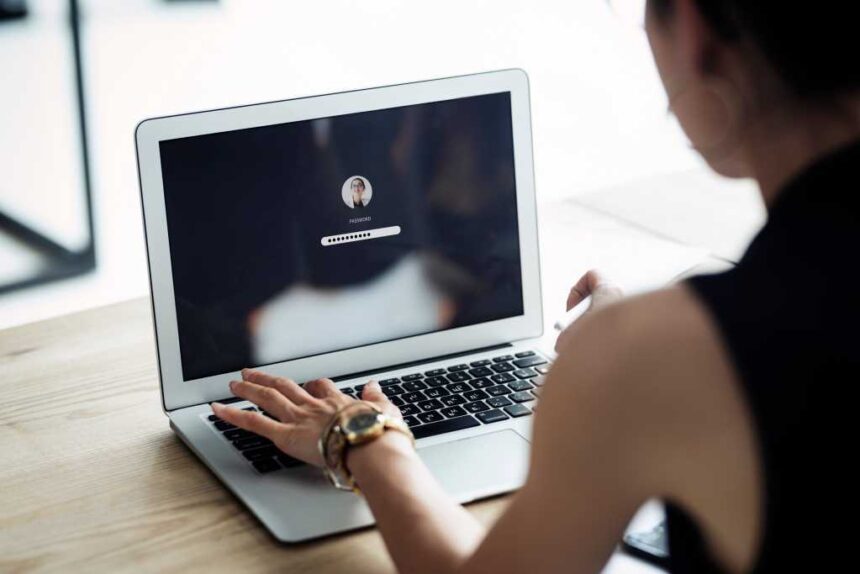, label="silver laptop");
[135,68,550,542]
